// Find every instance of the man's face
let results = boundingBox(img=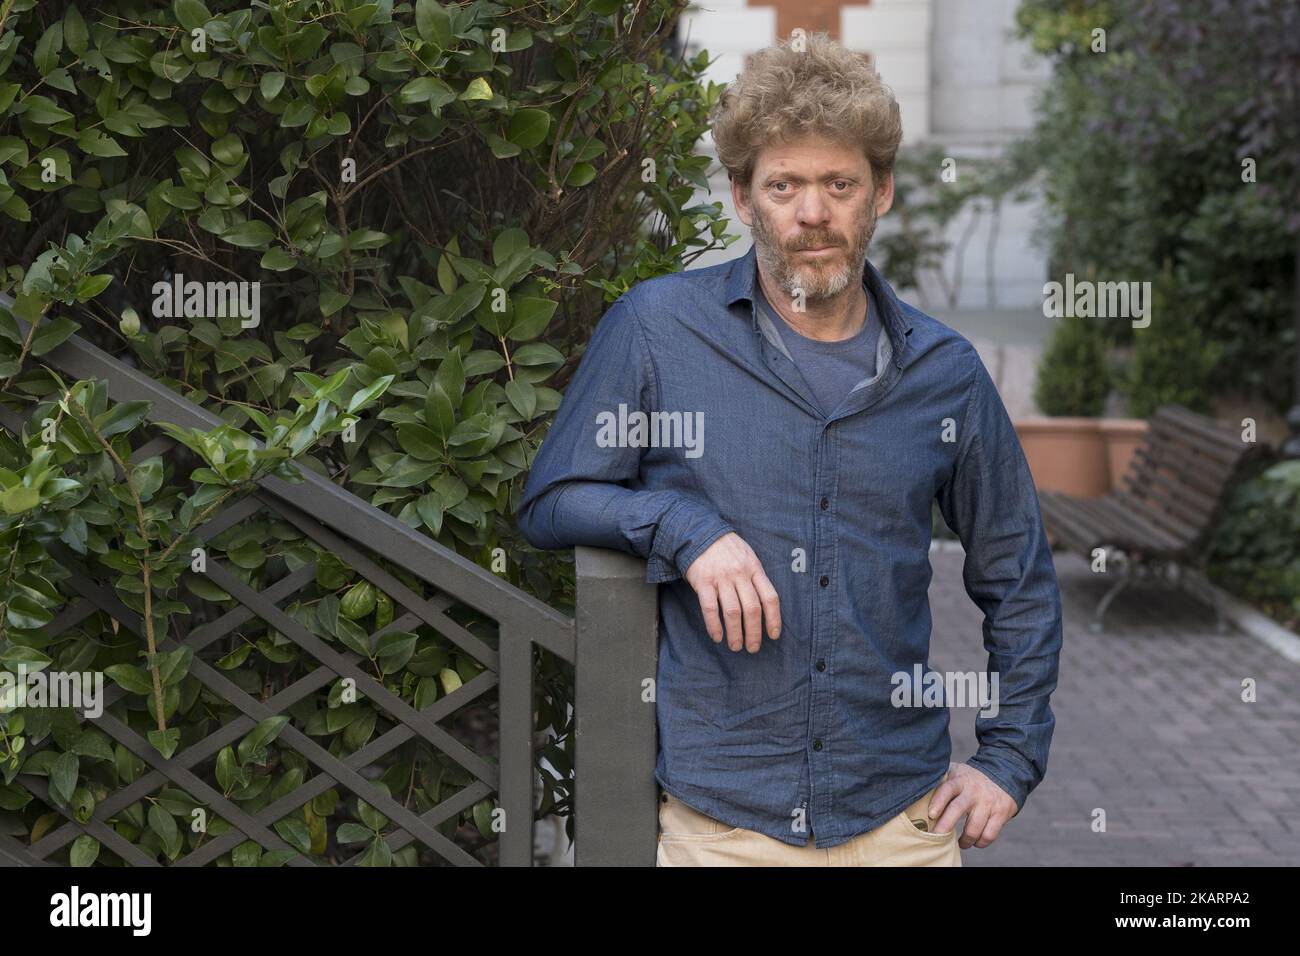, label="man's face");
[732,134,894,305]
